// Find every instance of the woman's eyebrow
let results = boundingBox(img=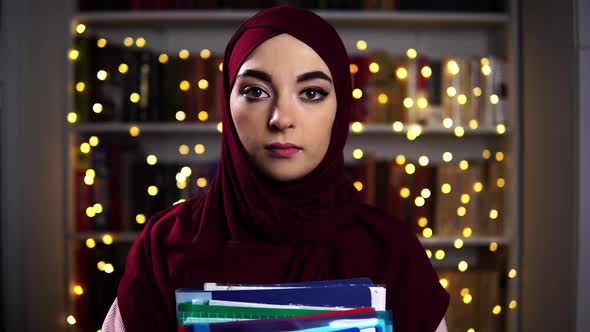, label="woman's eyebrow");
[297,71,332,84]
[236,69,273,84]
